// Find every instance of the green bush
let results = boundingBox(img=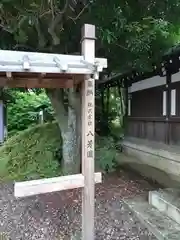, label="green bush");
[0,123,120,182]
[95,136,118,173]
[0,122,62,181]
[7,90,54,134]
